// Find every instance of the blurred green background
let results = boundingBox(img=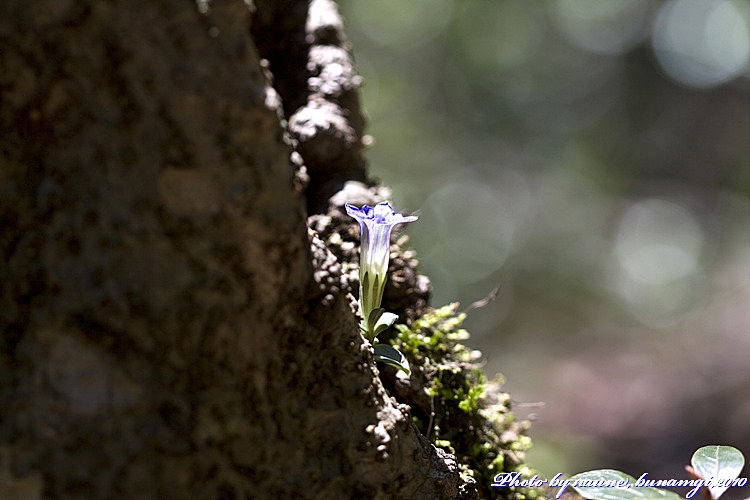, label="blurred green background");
[336,0,750,482]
